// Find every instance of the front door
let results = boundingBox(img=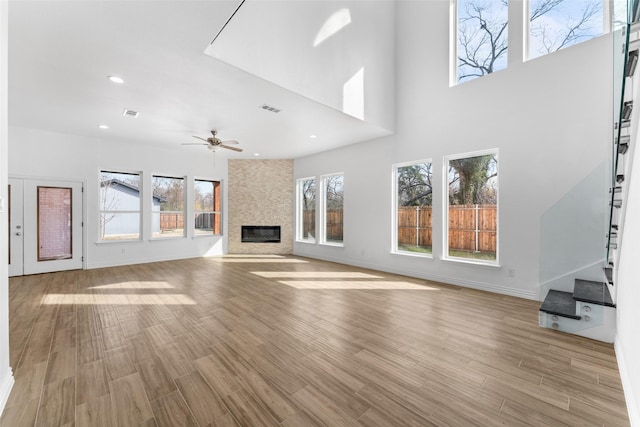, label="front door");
[9,178,83,276]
